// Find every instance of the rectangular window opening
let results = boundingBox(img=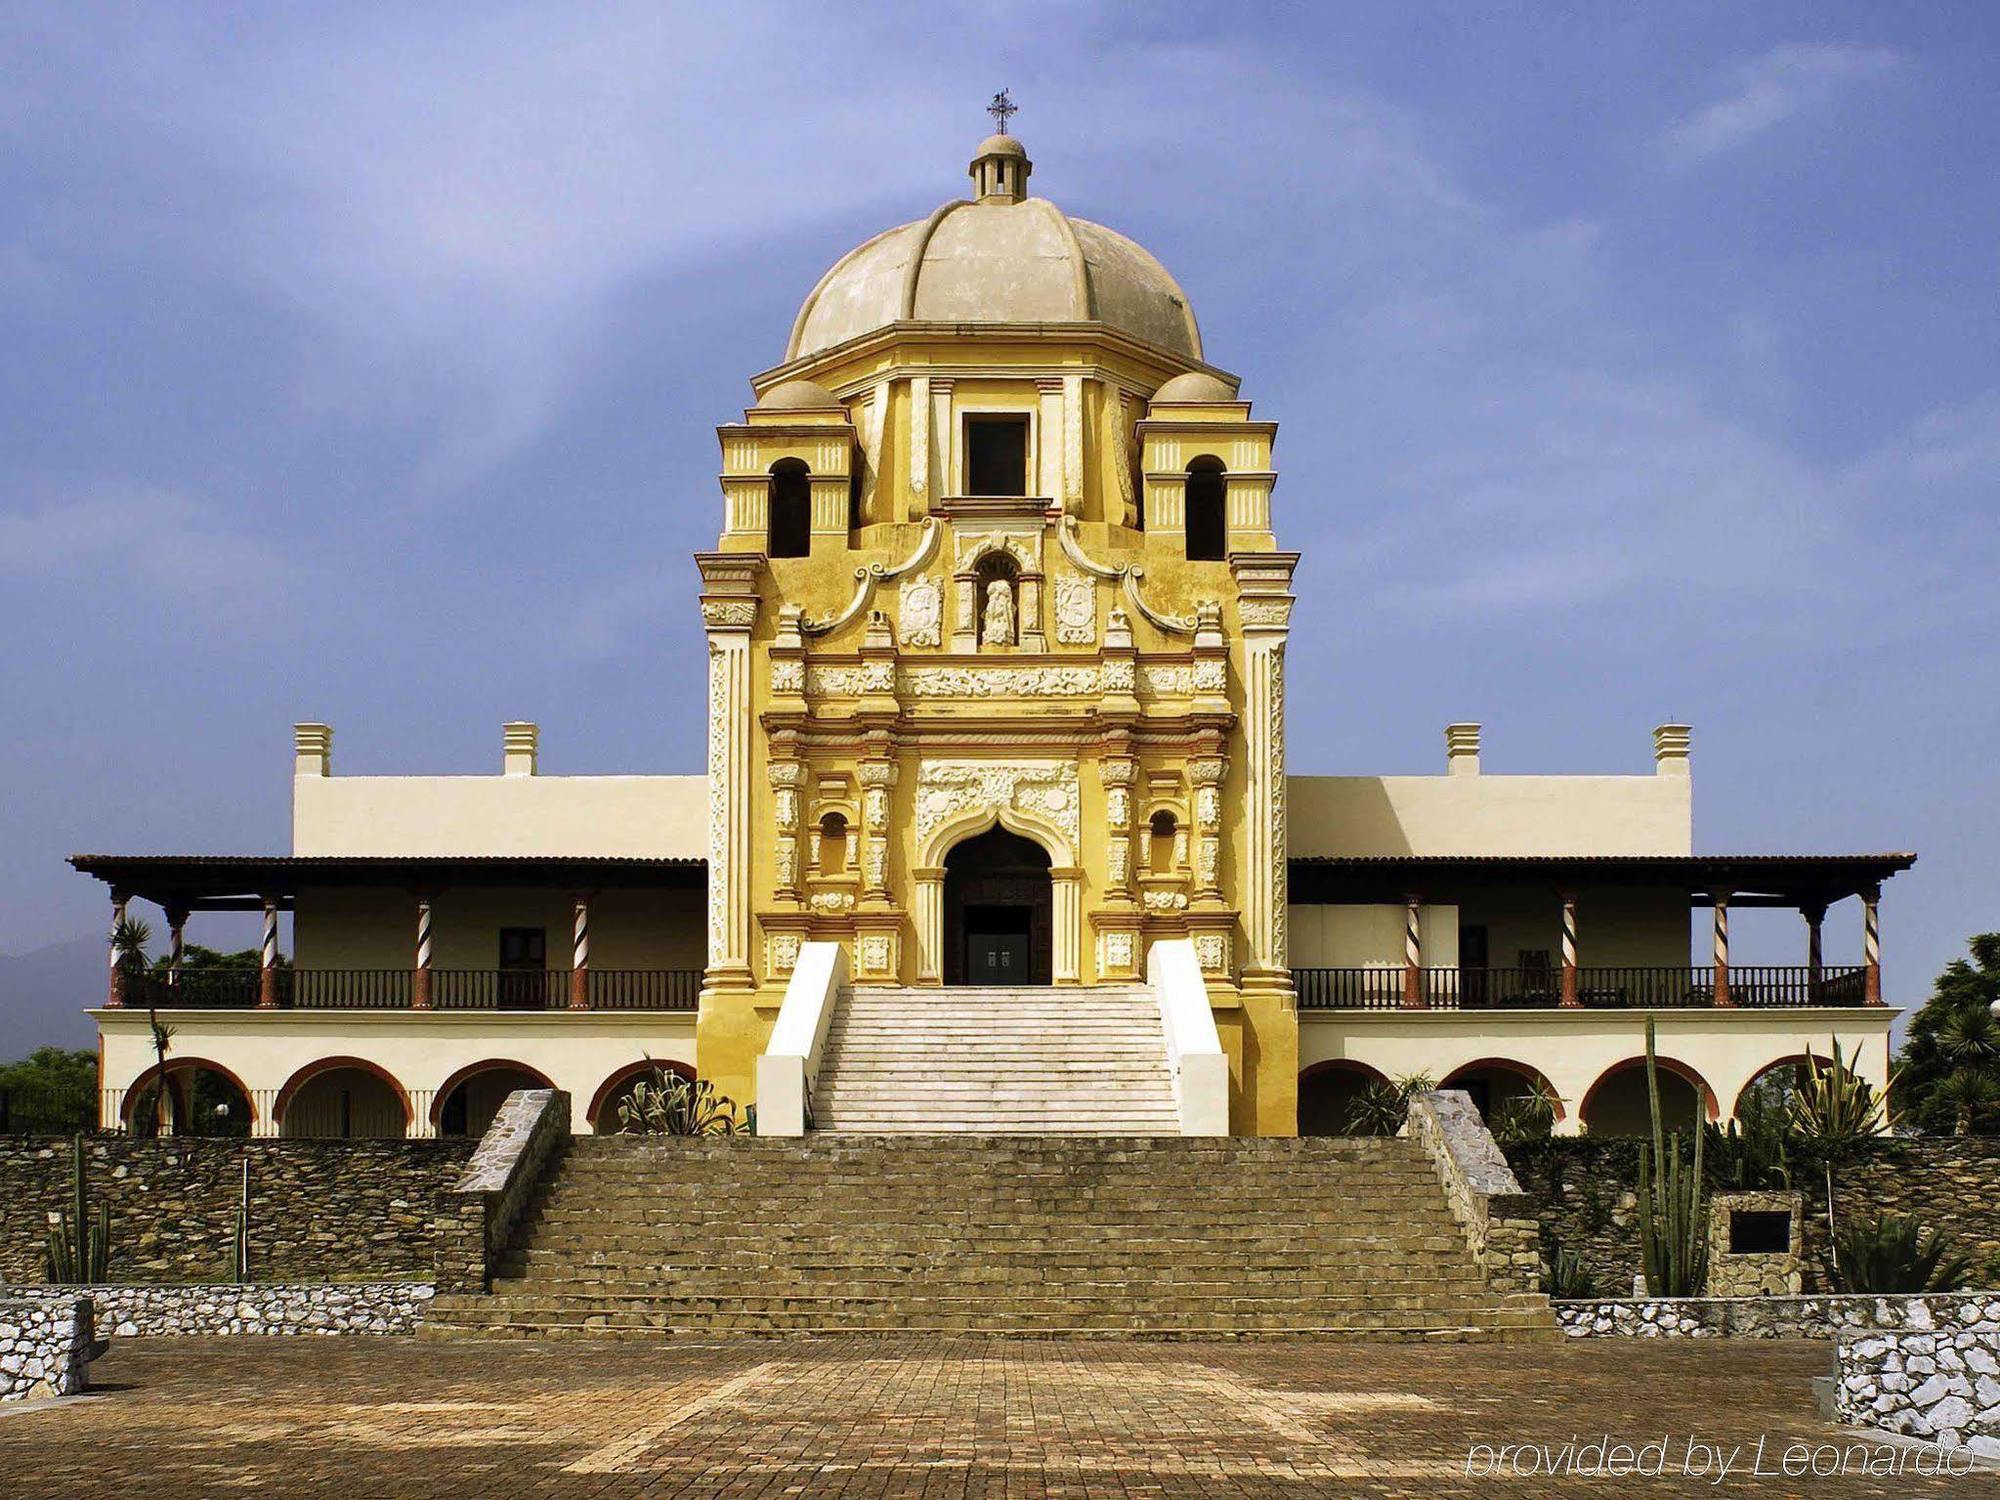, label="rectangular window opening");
[964,415,1029,497]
